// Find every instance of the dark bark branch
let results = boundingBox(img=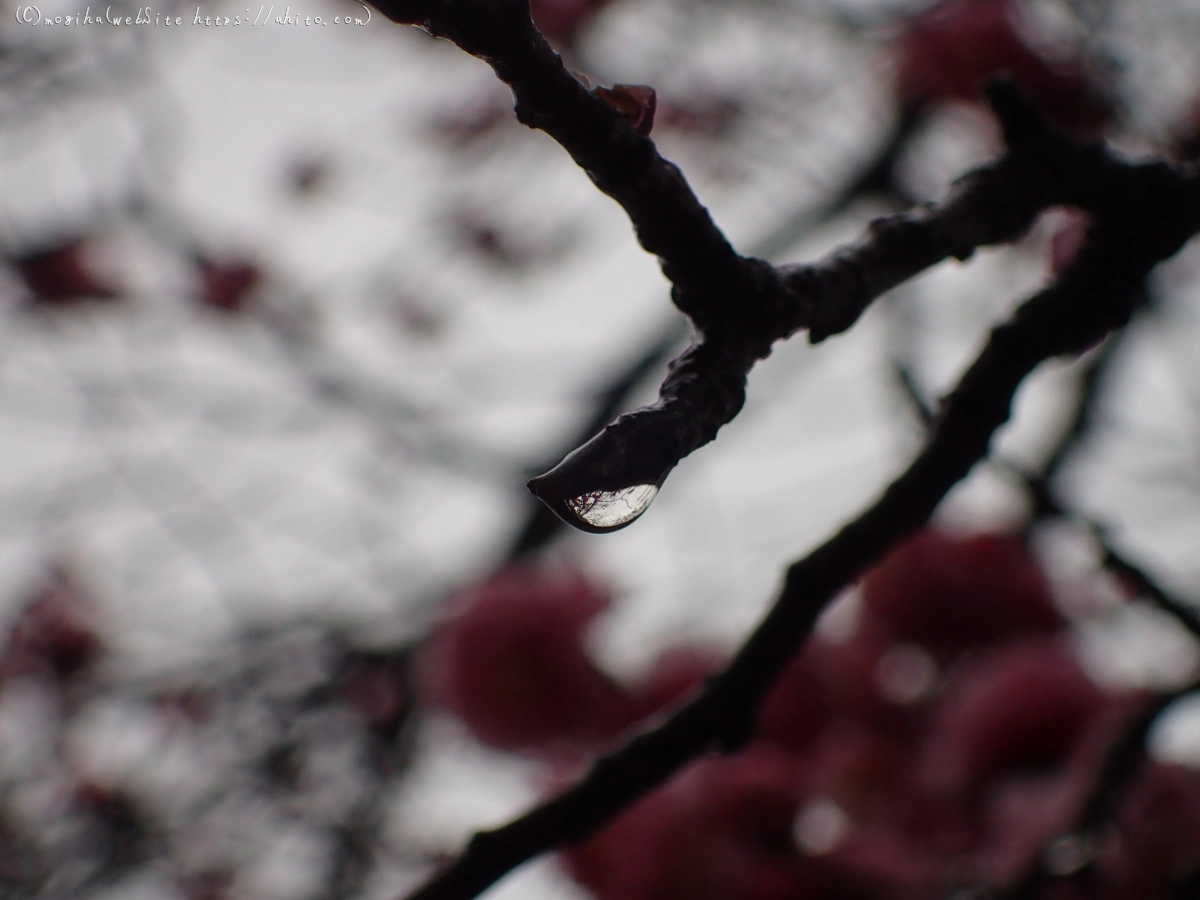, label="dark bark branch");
[369,0,1142,533]
[524,81,1200,531]
[401,154,1200,900]
[523,89,1055,527]
[368,0,742,305]
[509,104,917,556]
[364,6,1200,897]
[402,274,1156,900]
